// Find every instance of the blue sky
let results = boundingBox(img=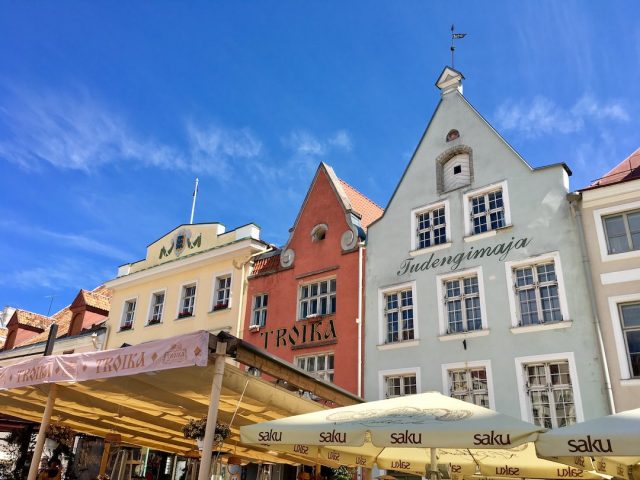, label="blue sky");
[1,1,639,317]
